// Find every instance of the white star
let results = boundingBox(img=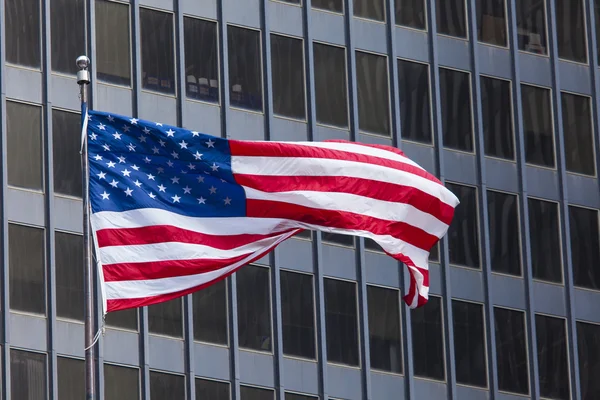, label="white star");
[167,161,174,168]
[138,135,147,143]
[134,180,142,187]
[89,133,97,140]
[193,151,203,160]
[124,187,133,196]
[187,163,195,170]
[197,197,206,204]
[152,147,160,154]
[143,127,151,134]
[117,156,126,164]
[102,144,111,151]
[166,129,175,137]
[220,179,227,183]
[159,139,166,147]
[192,131,199,137]
[183,186,192,194]
[209,186,217,194]
[171,151,179,159]
[98,123,106,131]
[107,115,115,122]
[158,184,166,192]
[112,132,122,140]
[211,163,219,171]
[171,195,181,203]
[149,192,156,199]
[171,177,180,184]
[179,140,188,149]
[101,191,110,200]
[147,173,155,180]
[157,167,165,174]
[97,172,106,180]
[131,165,140,171]
[197,176,205,183]
[223,197,232,205]
[122,169,131,177]
[130,118,138,125]
[156,122,163,127]
[206,139,215,148]
[128,143,136,152]
[122,125,130,132]
[107,161,116,168]
[109,179,119,188]
[94,155,103,161]
[87,114,92,121]
[144,157,152,164]
[181,170,188,174]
